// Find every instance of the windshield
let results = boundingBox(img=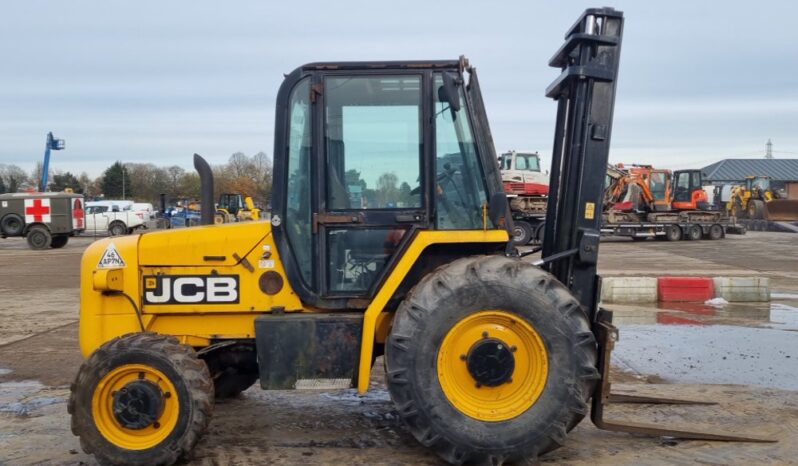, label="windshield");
[516,153,540,172]
[649,172,668,201]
